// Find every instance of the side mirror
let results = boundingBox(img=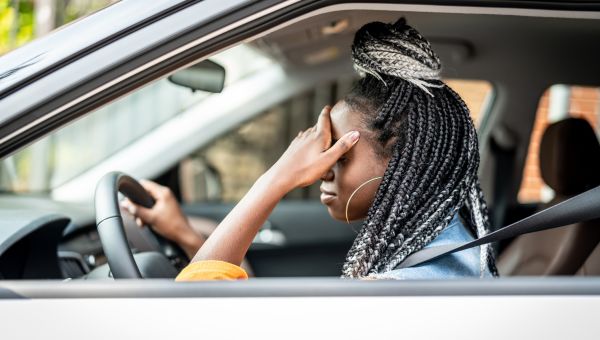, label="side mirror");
[168,59,226,93]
